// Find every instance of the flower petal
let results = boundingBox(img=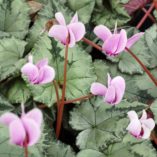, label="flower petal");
[68,22,85,42]
[9,119,26,146]
[70,12,78,23]
[140,110,147,120]
[0,113,19,126]
[48,25,68,45]
[126,32,144,48]
[126,119,141,138]
[127,111,139,121]
[141,124,151,139]
[22,118,41,146]
[68,28,76,47]
[90,82,107,96]
[141,118,155,131]
[38,66,55,84]
[114,29,127,55]
[24,108,43,127]
[104,85,116,105]
[110,76,125,104]
[102,34,121,56]
[21,63,39,84]
[94,25,112,41]
[36,59,48,69]
[55,12,66,25]
[107,73,112,86]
